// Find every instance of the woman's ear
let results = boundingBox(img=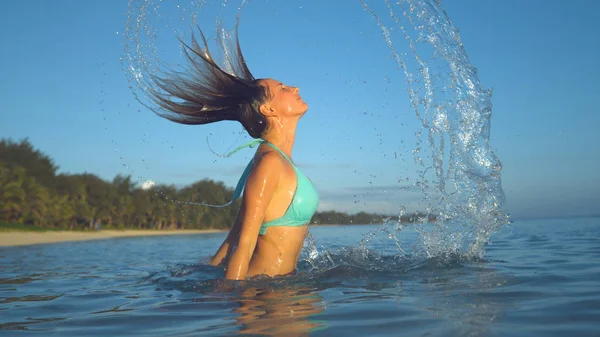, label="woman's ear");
[259,103,276,117]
